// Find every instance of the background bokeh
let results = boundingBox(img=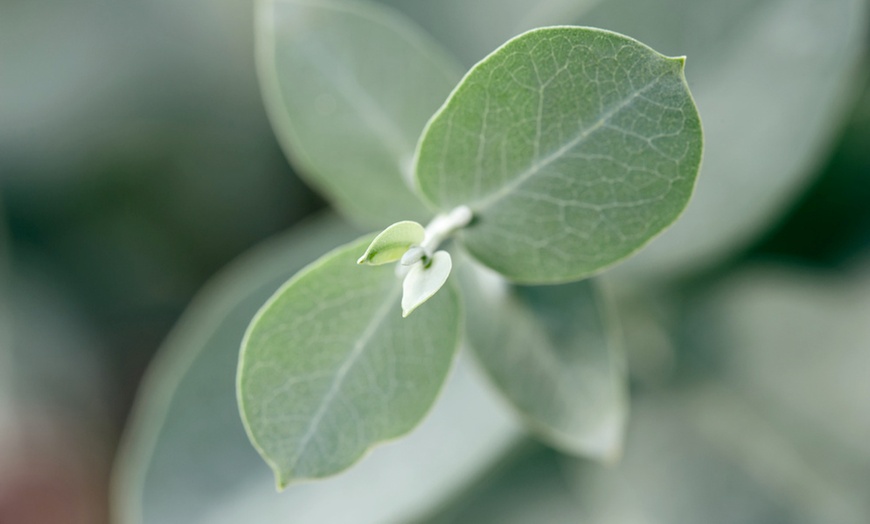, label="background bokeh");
[1,0,868,522]
[1,0,323,520]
